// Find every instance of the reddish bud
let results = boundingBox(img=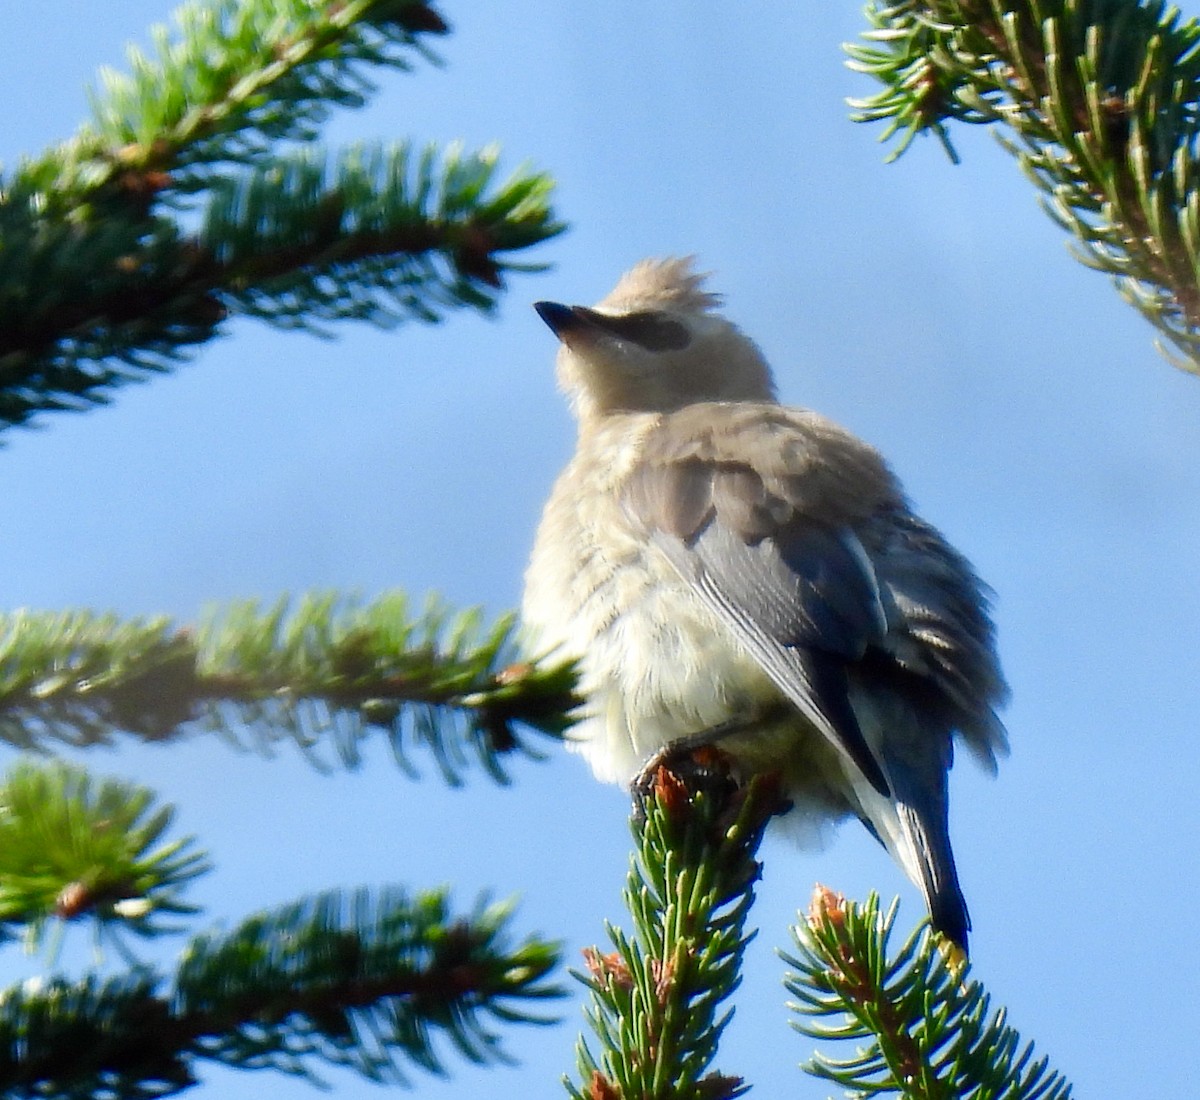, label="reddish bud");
[582,946,632,991]
[496,661,534,686]
[55,881,94,920]
[653,764,690,818]
[650,956,675,1004]
[807,884,846,929]
[587,1071,620,1100]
